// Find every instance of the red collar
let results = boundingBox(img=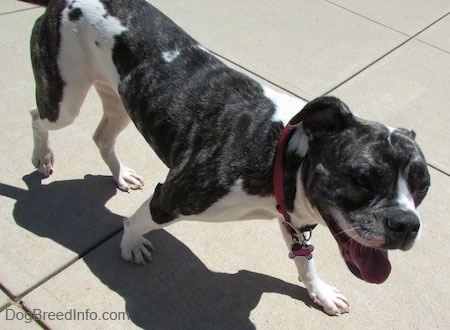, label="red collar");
[273,123,293,222]
[273,123,316,259]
